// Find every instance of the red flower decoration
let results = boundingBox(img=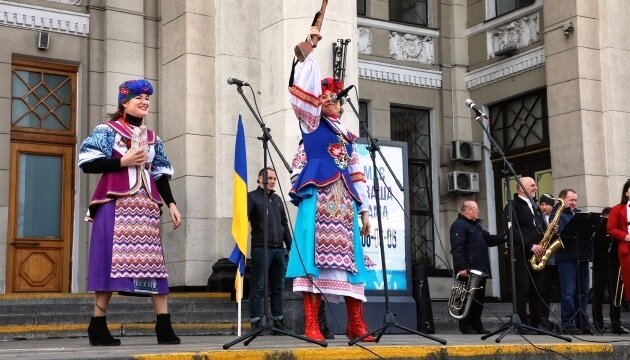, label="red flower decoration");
[328,143,343,157]
[120,88,129,95]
